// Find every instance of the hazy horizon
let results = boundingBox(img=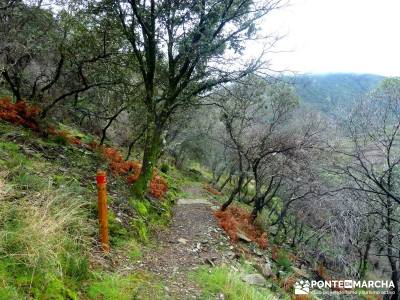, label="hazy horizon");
[258,0,400,77]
